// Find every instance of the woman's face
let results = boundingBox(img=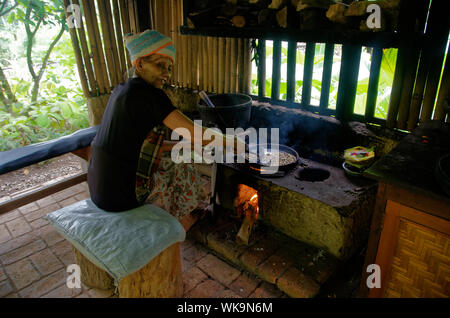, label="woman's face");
[136,54,173,89]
